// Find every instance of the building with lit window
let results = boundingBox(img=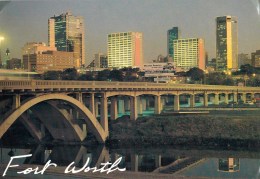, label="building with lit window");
[23,51,74,73]
[216,16,238,71]
[167,27,179,58]
[107,32,143,68]
[173,38,205,71]
[251,50,260,68]
[48,11,85,68]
